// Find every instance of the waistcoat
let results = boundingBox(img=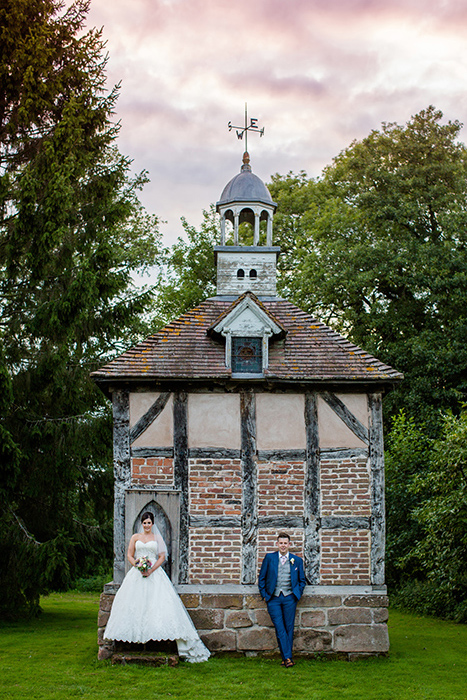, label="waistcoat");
[274,556,292,597]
